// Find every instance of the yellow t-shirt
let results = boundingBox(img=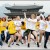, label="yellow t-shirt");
[21,18,26,30]
[45,24,48,30]
[35,22,40,30]
[21,21,26,30]
[7,21,16,34]
[0,21,3,34]
[1,21,6,31]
